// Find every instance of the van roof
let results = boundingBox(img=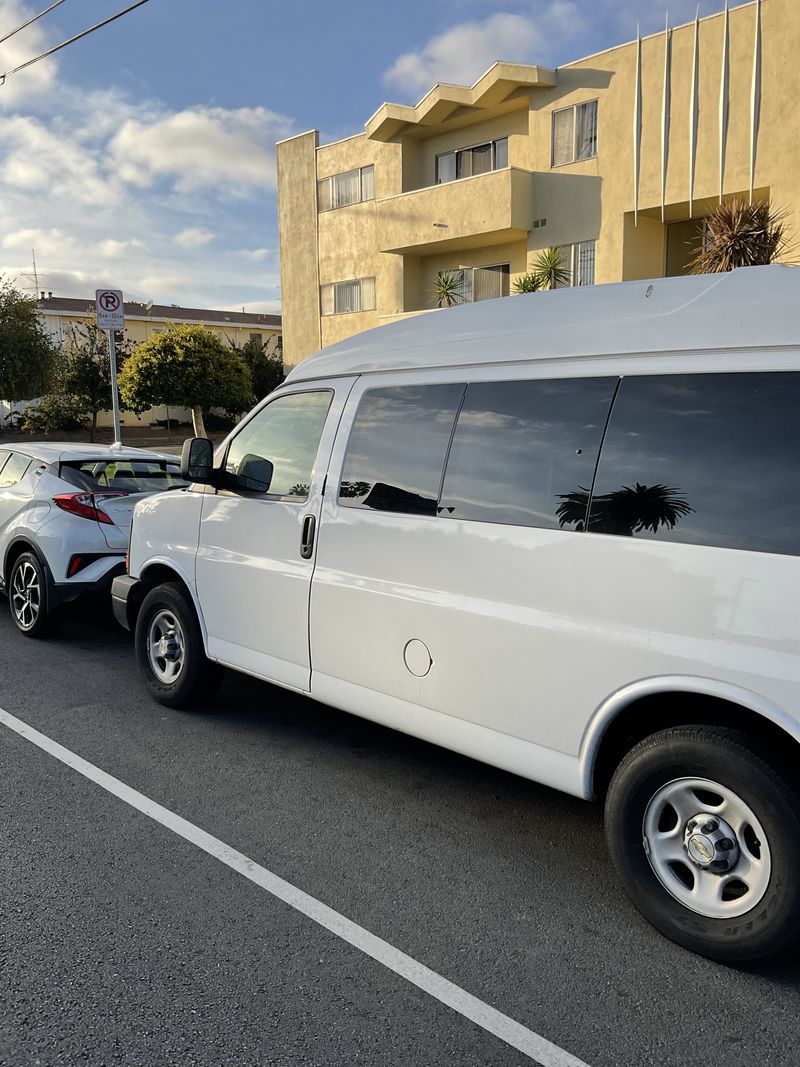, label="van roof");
[285,266,800,383]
